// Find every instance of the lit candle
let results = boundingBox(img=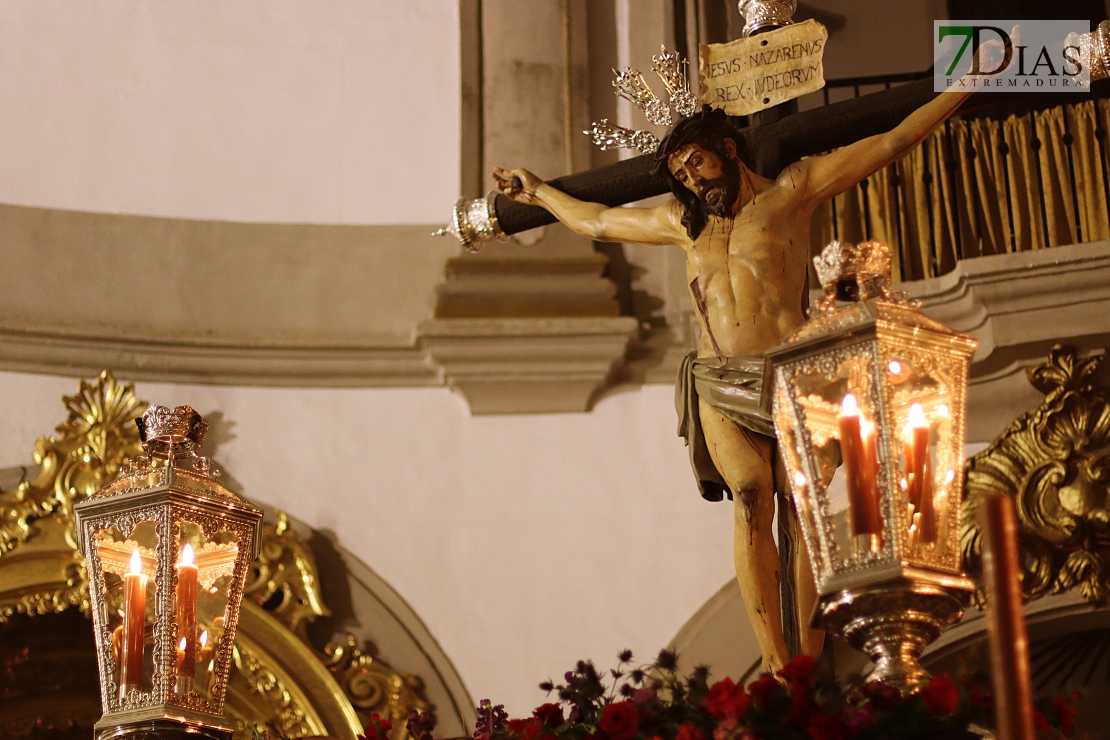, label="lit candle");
[120,548,147,696]
[175,543,197,677]
[978,494,1035,740]
[176,637,187,673]
[839,394,880,552]
[904,404,936,543]
[860,418,883,552]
